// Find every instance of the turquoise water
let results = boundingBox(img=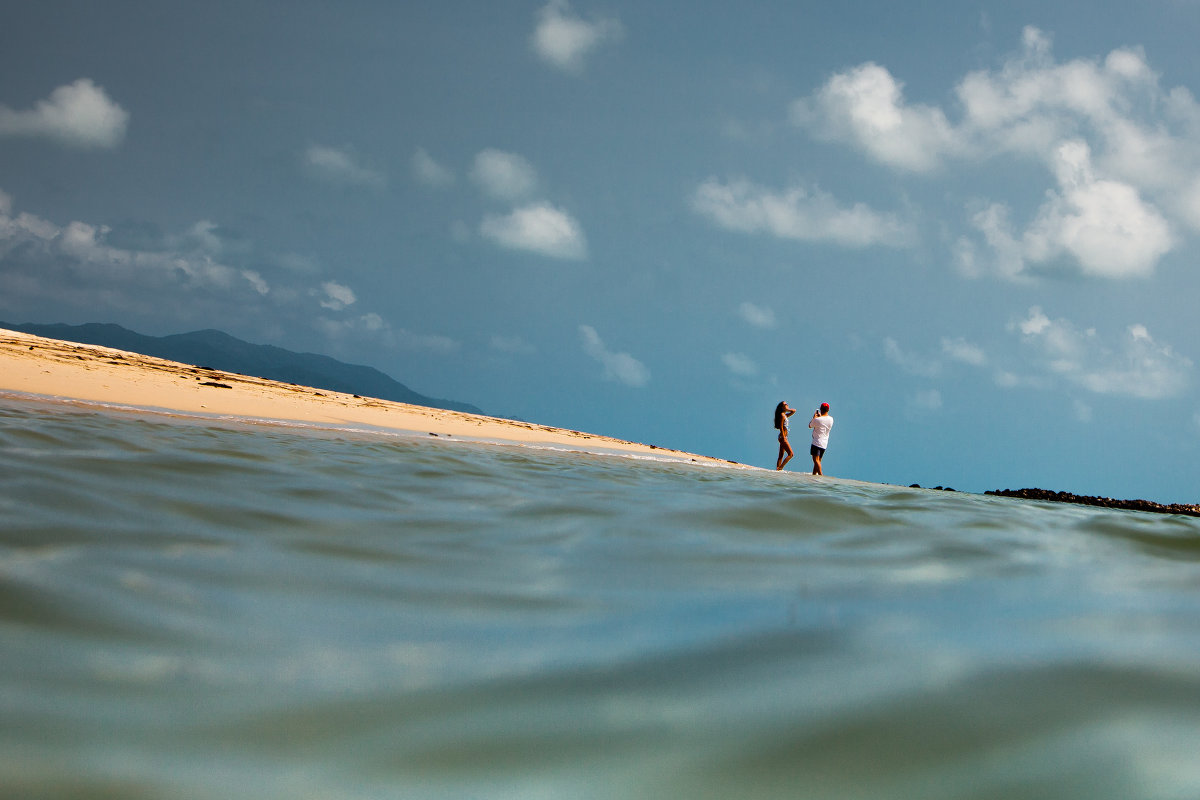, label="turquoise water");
[3,397,1200,799]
